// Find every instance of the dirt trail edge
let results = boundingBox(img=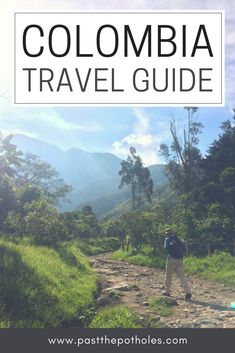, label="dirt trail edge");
[90,252,235,328]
